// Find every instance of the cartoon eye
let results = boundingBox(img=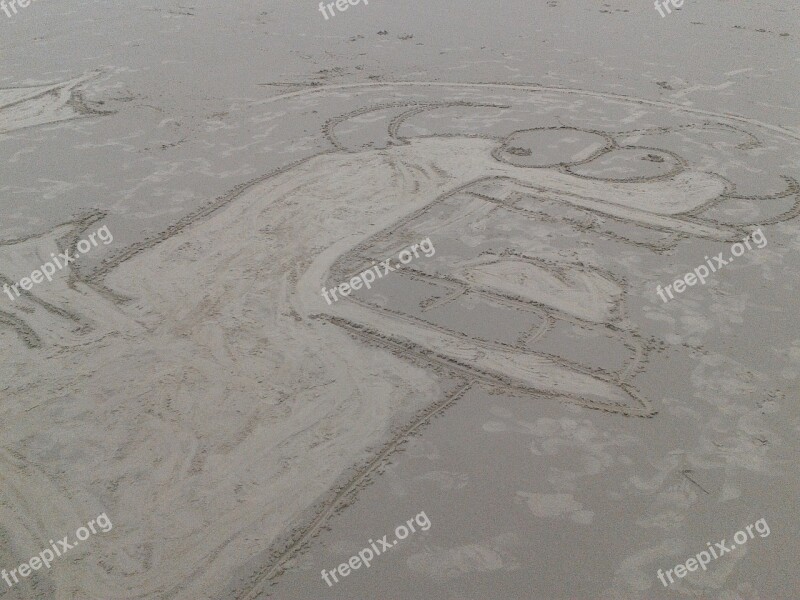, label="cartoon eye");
[565,147,684,182]
[493,127,614,168]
